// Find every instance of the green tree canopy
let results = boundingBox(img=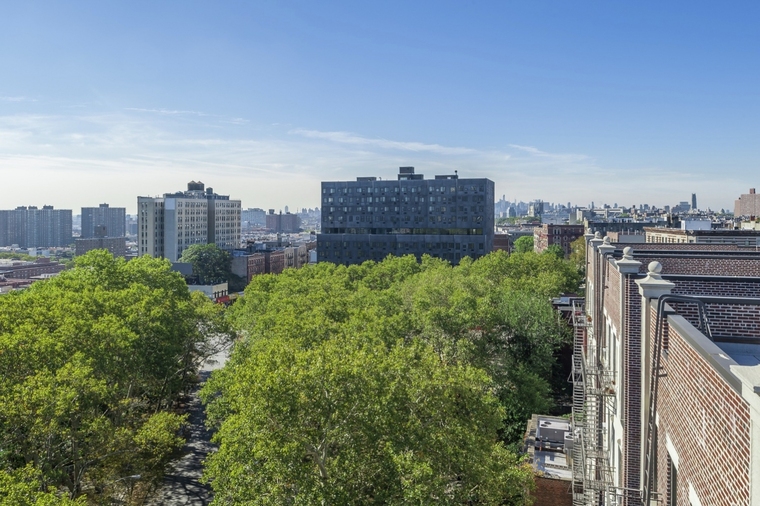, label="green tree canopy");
[202,337,534,505]
[178,243,232,285]
[512,236,534,254]
[569,236,586,274]
[203,251,581,503]
[544,243,565,260]
[0,251,233,502]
